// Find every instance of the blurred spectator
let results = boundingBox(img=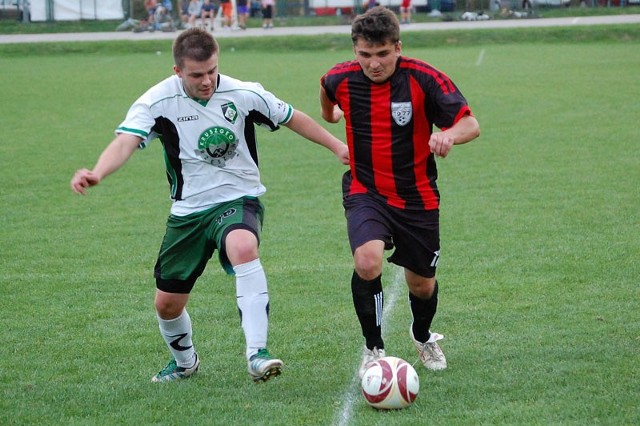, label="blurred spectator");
[366,0,379,10]
[237,0,249,29]
[250,0,262,18]
[400,0,411,24]
[219,0,233,30]
[161,0,173,13]
[201,0,217,30]
[179,0,189,25]
[261,0,273,29]
[154,2,175,31]
[145,0,158,26]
